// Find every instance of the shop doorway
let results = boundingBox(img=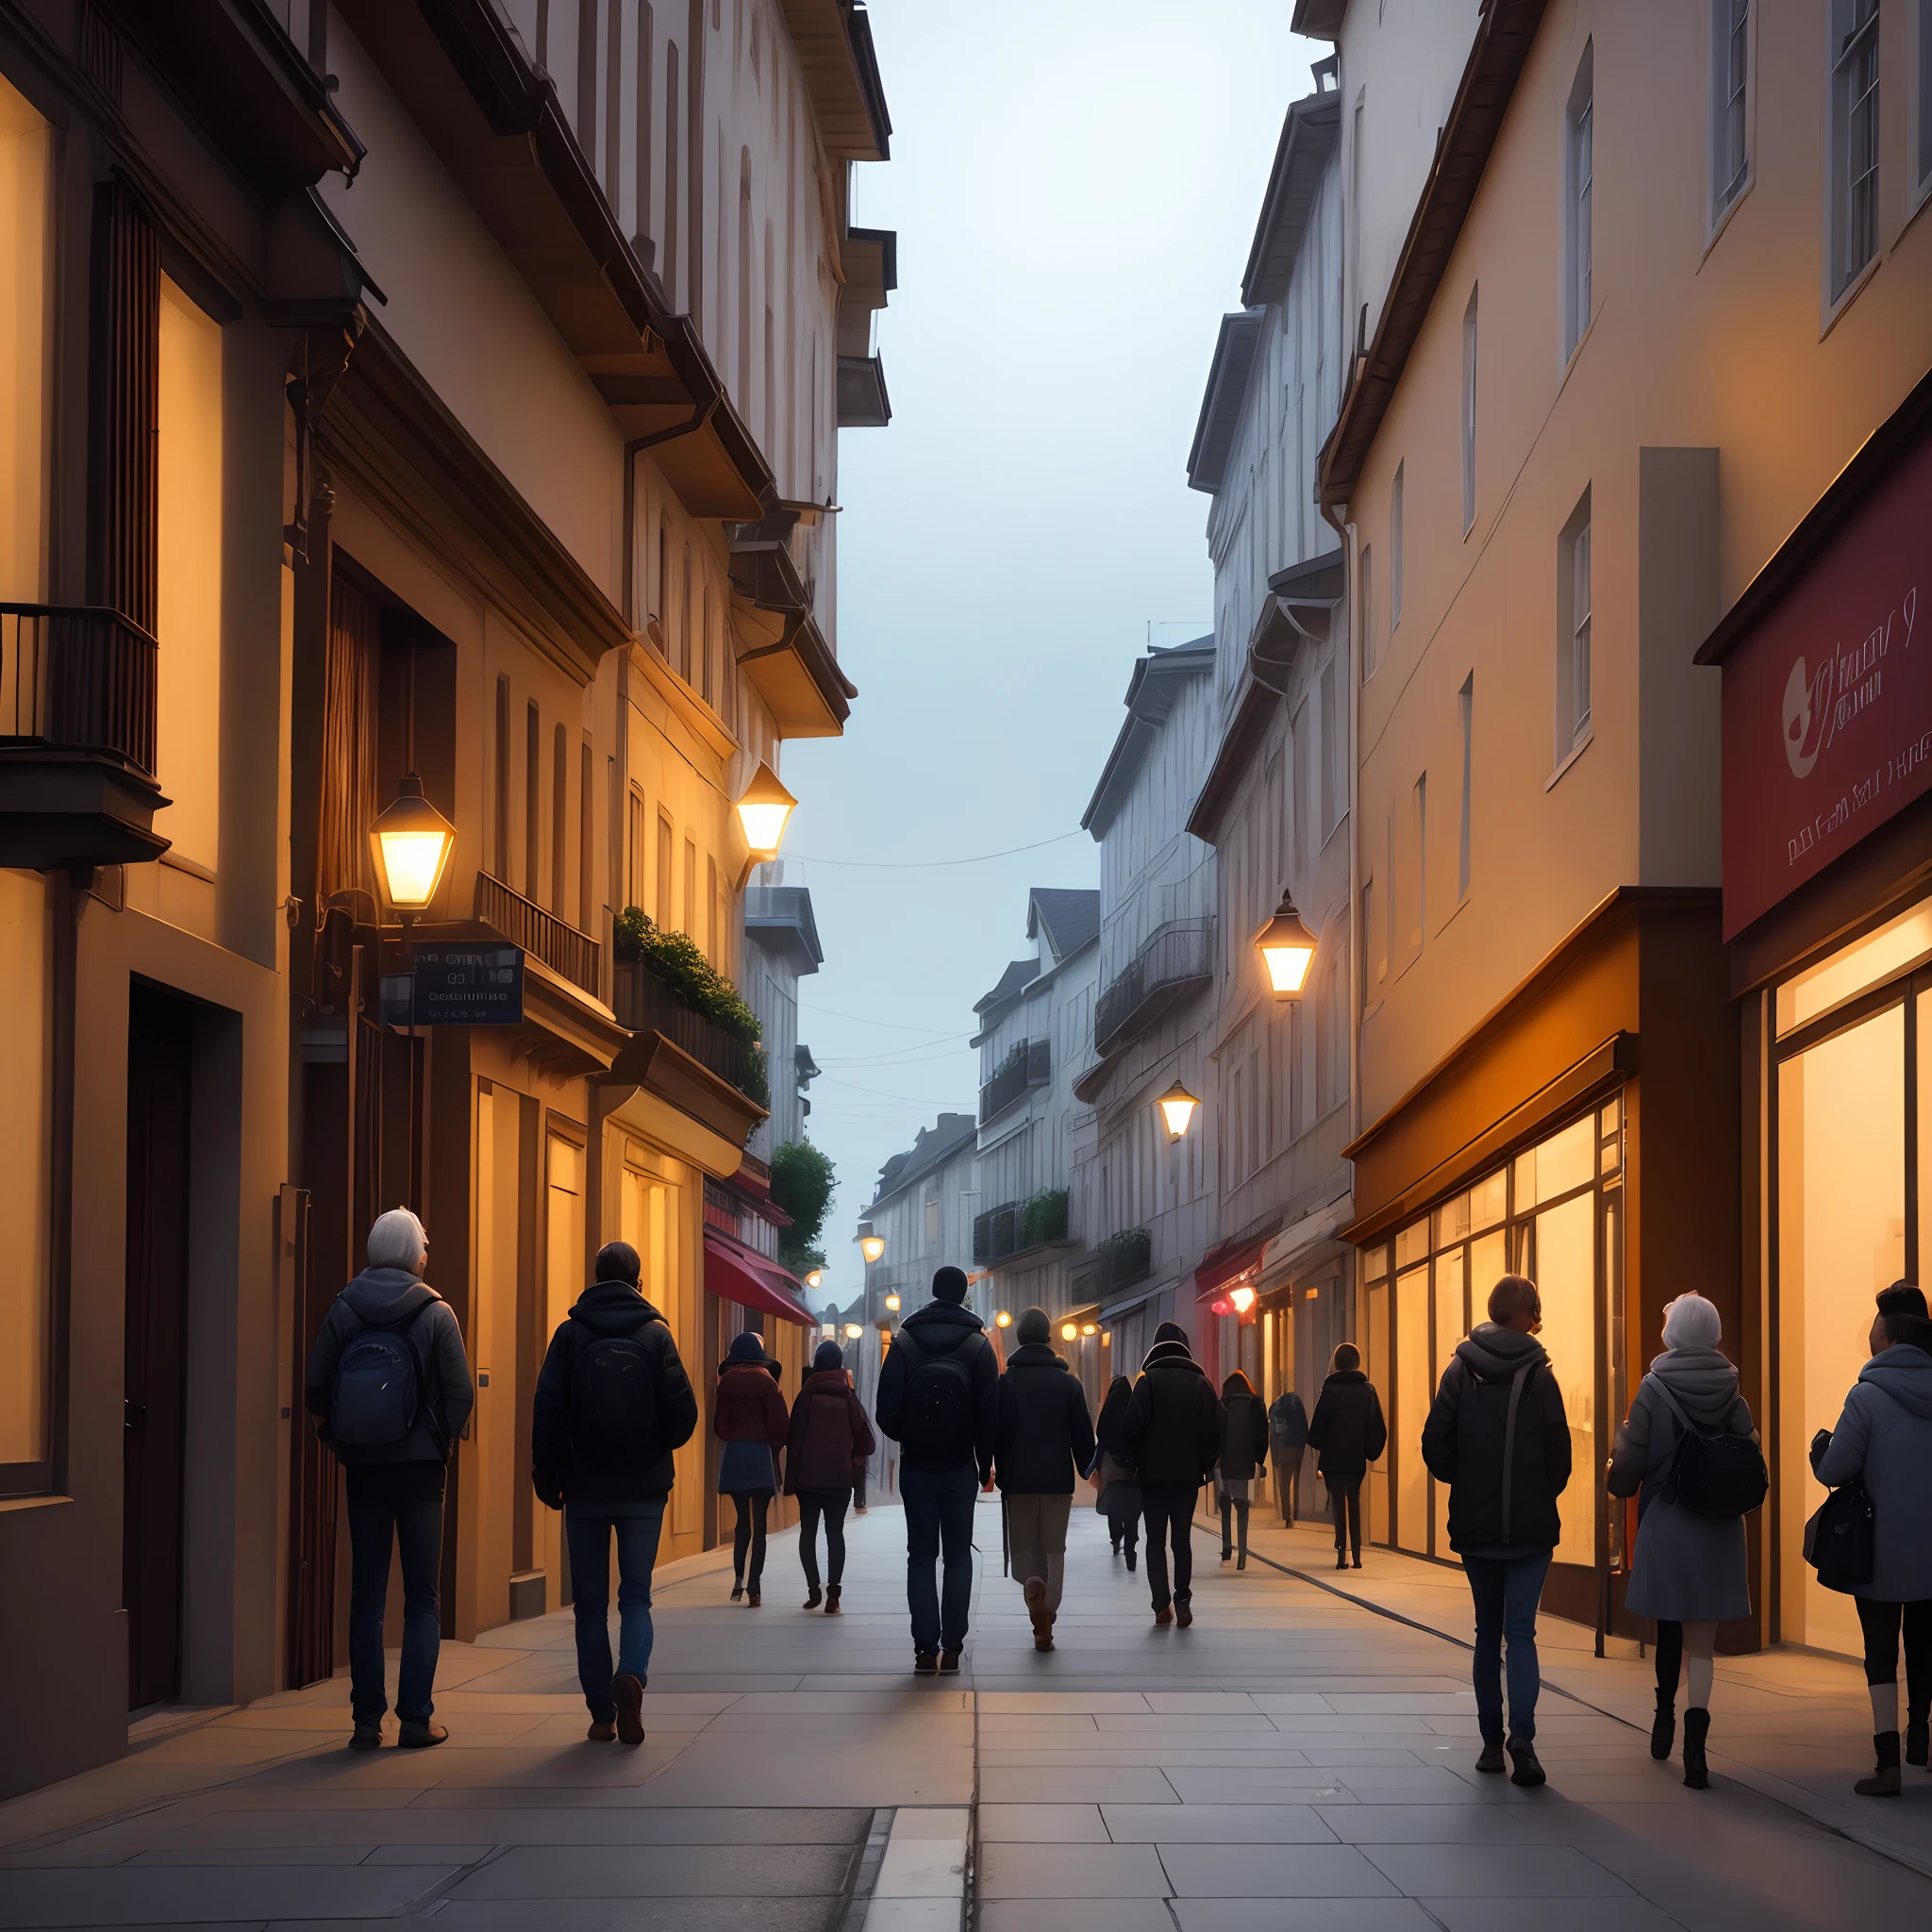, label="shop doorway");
[124,986,193,1710]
